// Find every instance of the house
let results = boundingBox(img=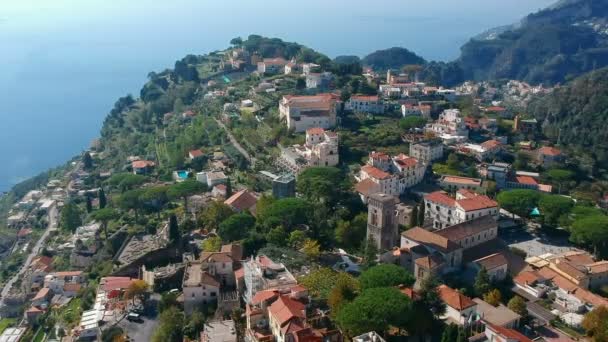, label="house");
[243,255,297,304]
[224,190,258,215]
[44,271,84,297]
[183,262,221,314]
[302,63,320,75]
[425,109,469,141]
[196,171,228,188]
[439,175,484,193]
[268,295,306,341]
[131,160,155,175]
[537,146,563,168]
[484,106,511,118]
[212,184,228,199]
[424,190,498,230]
[356,152,425,199]
[513,115,537,134]
[346,95,385,114]
[279,94,339,133]
[188,149,205,161]
[435,216,498,250]
[471,253,508,282]
[437,285,477,325]
[459,140,502,161]
[278,128,339,174]
[513,270,551,298]
[0,328,26,342]
[31,287,52,307]
[257,58,287,74]
[401,104,423,117]
[484,323,533,342]
[473,298,521,328]
[526,251,608,290]
[306,72,333,89]
[272,174,296,199]
[284,61,300,75]
[200,251,236,288]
